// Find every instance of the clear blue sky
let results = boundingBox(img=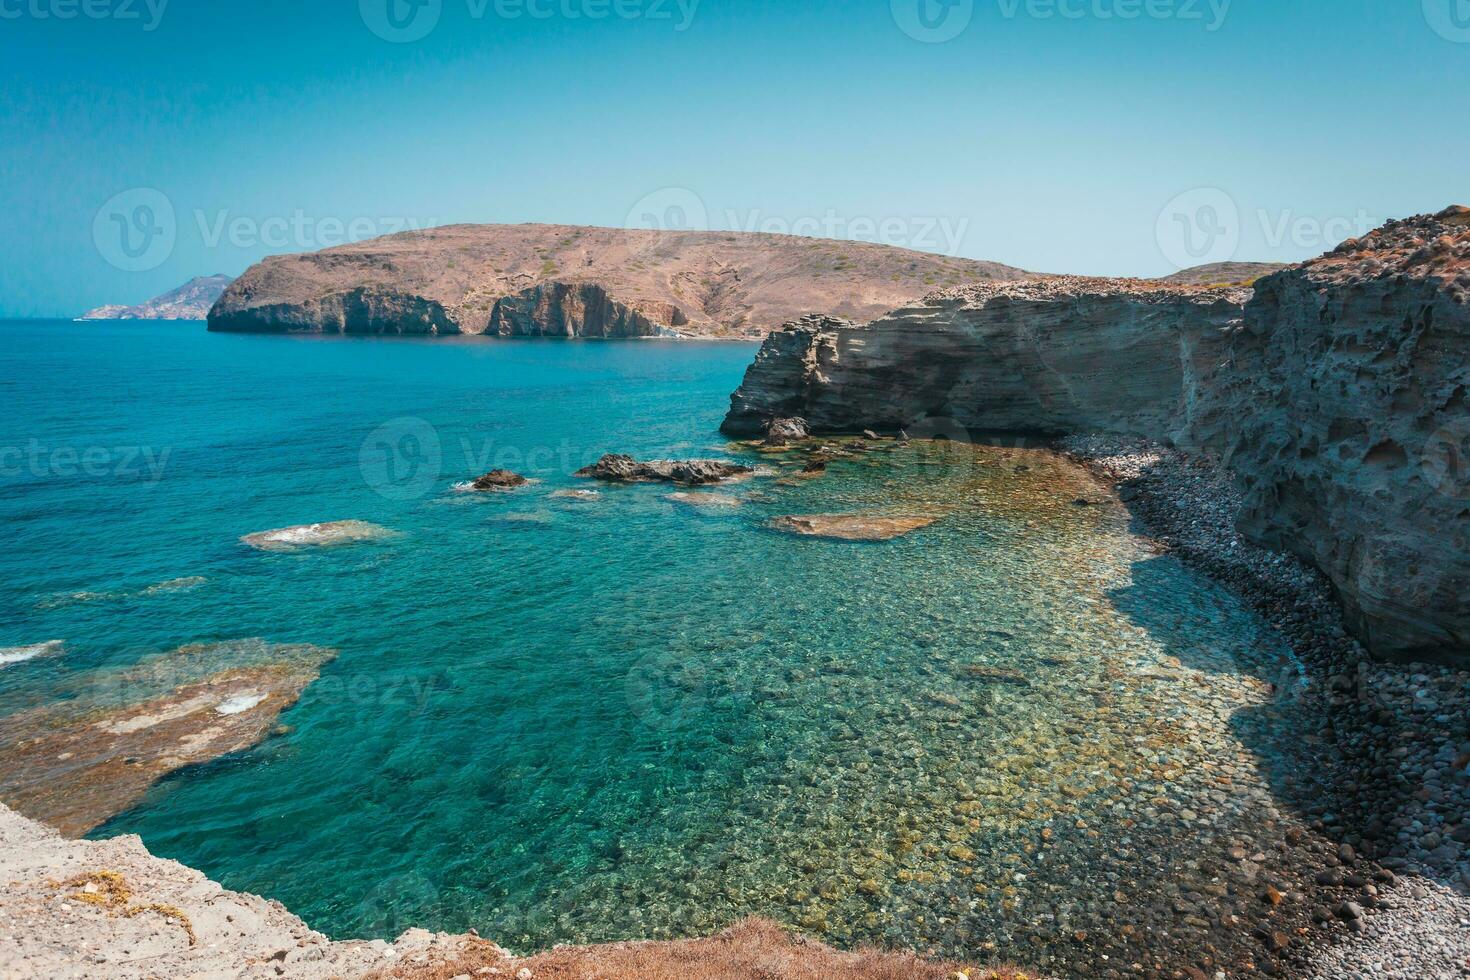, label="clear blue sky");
[2,0,1466,316]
